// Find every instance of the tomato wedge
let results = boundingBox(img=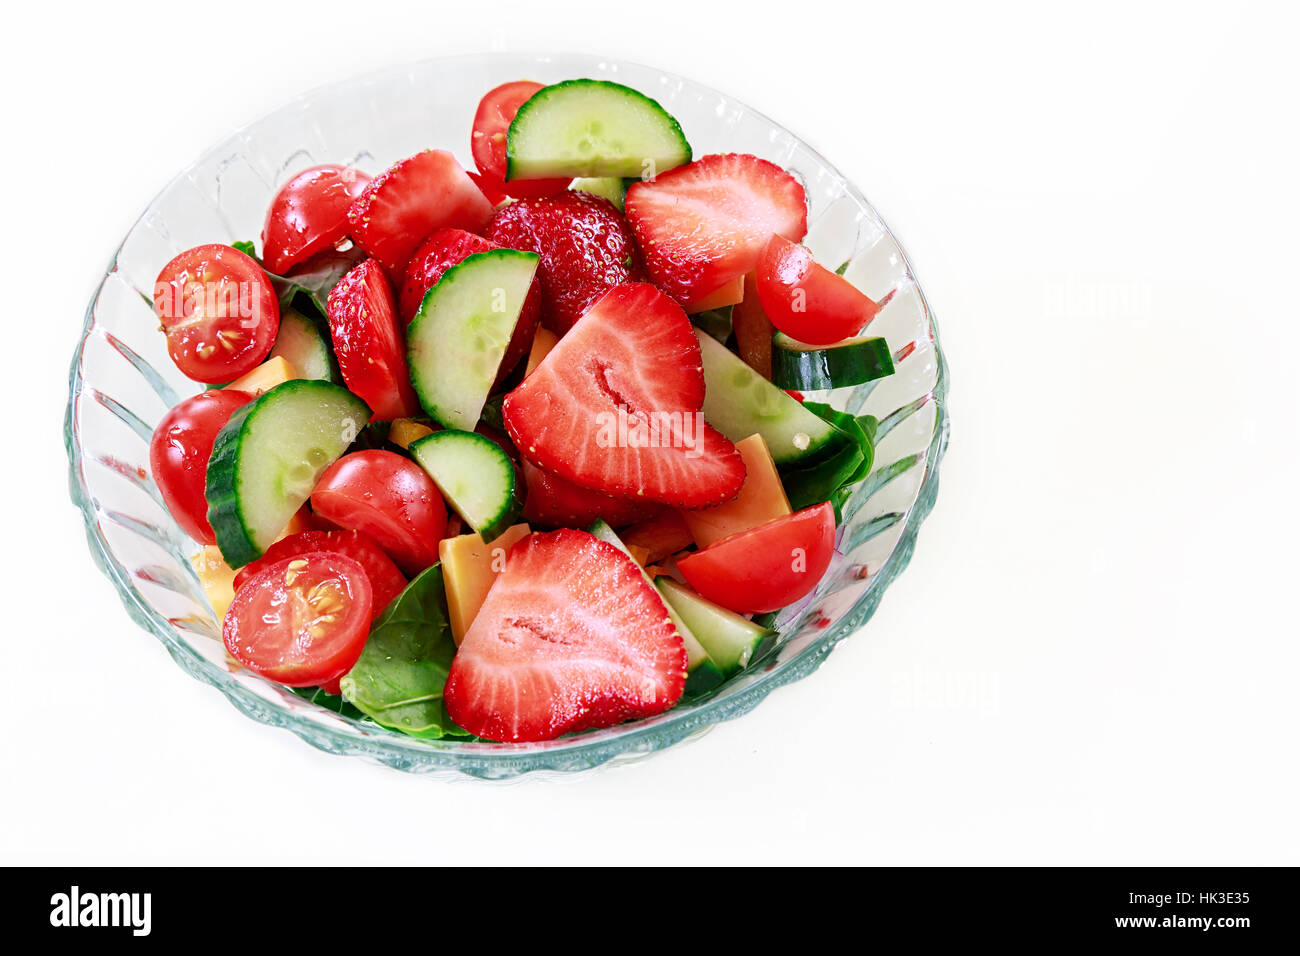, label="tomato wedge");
[310,450,447,576]
[261,164,371,274]
[153,244,280,383]
[326,257,420,420]
[471,81,570,197]
[755,235,881,346]
[676,503,836,613]
[149,389,252,545]
[232,529,406,620]
[223,552,373,687]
